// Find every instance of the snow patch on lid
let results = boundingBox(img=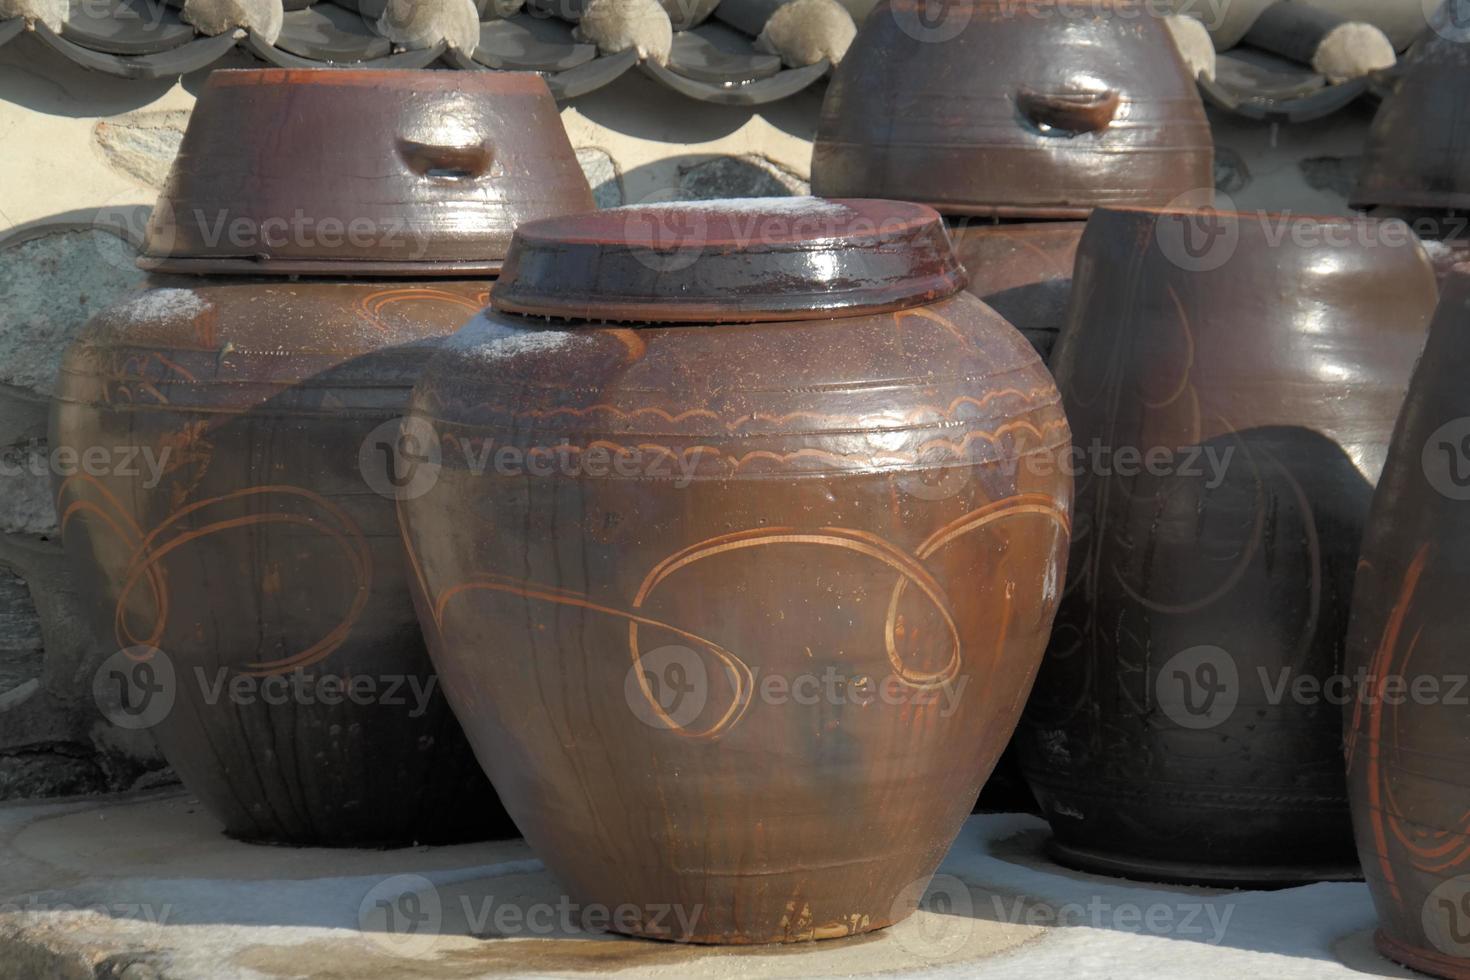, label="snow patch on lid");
[454,313,588,361]
[631,197,855,217]
[112,288,210,323]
